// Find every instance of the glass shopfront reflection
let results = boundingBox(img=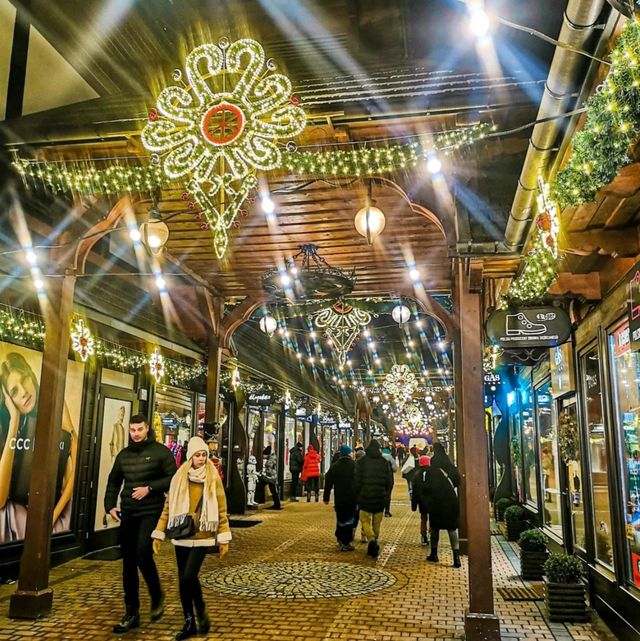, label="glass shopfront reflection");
[583,345,614,567]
